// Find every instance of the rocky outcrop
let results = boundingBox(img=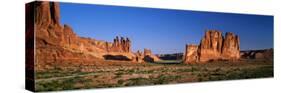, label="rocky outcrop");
[221,32,240,60]
[110,36,131,52]
[183,30,240,64]
[143,48,161,62]
[35,2,60,29]
[198,30,223,62]
[240,48,273,59]
[135,50,144,63]
[144,48,152,56]
[28,1,141,70]
[183,44,198,64]
[134,49,161,63]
